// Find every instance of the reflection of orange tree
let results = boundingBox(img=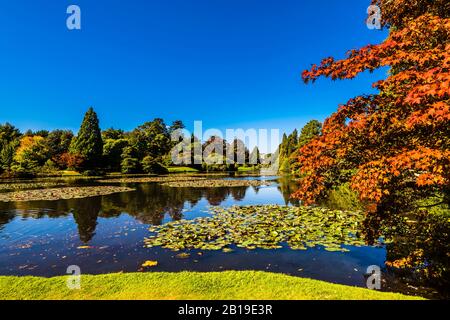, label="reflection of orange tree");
[381,209,450,296]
